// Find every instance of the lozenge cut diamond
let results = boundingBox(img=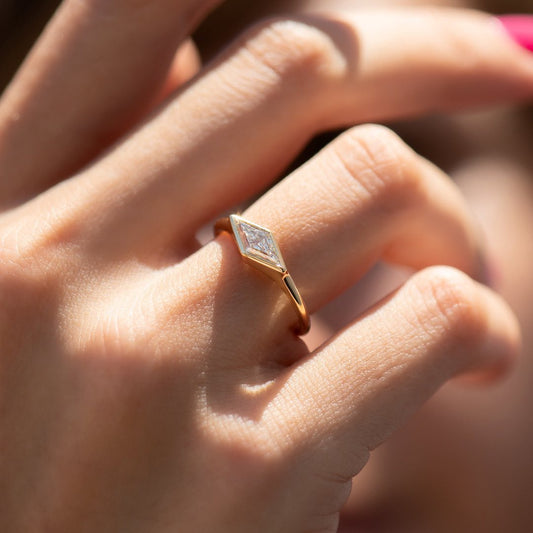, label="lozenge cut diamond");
[234,219,284,269]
